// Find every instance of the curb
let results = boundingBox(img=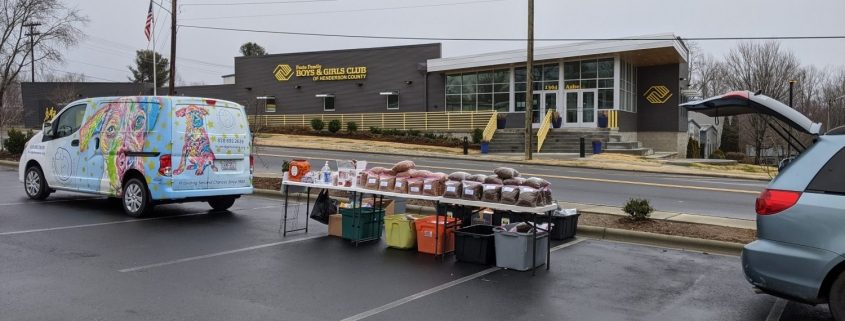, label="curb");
[252,188,746,256]
[0,160,18,167]
[255,143,772,182]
